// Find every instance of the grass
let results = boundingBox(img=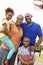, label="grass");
[35,53,43,62]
